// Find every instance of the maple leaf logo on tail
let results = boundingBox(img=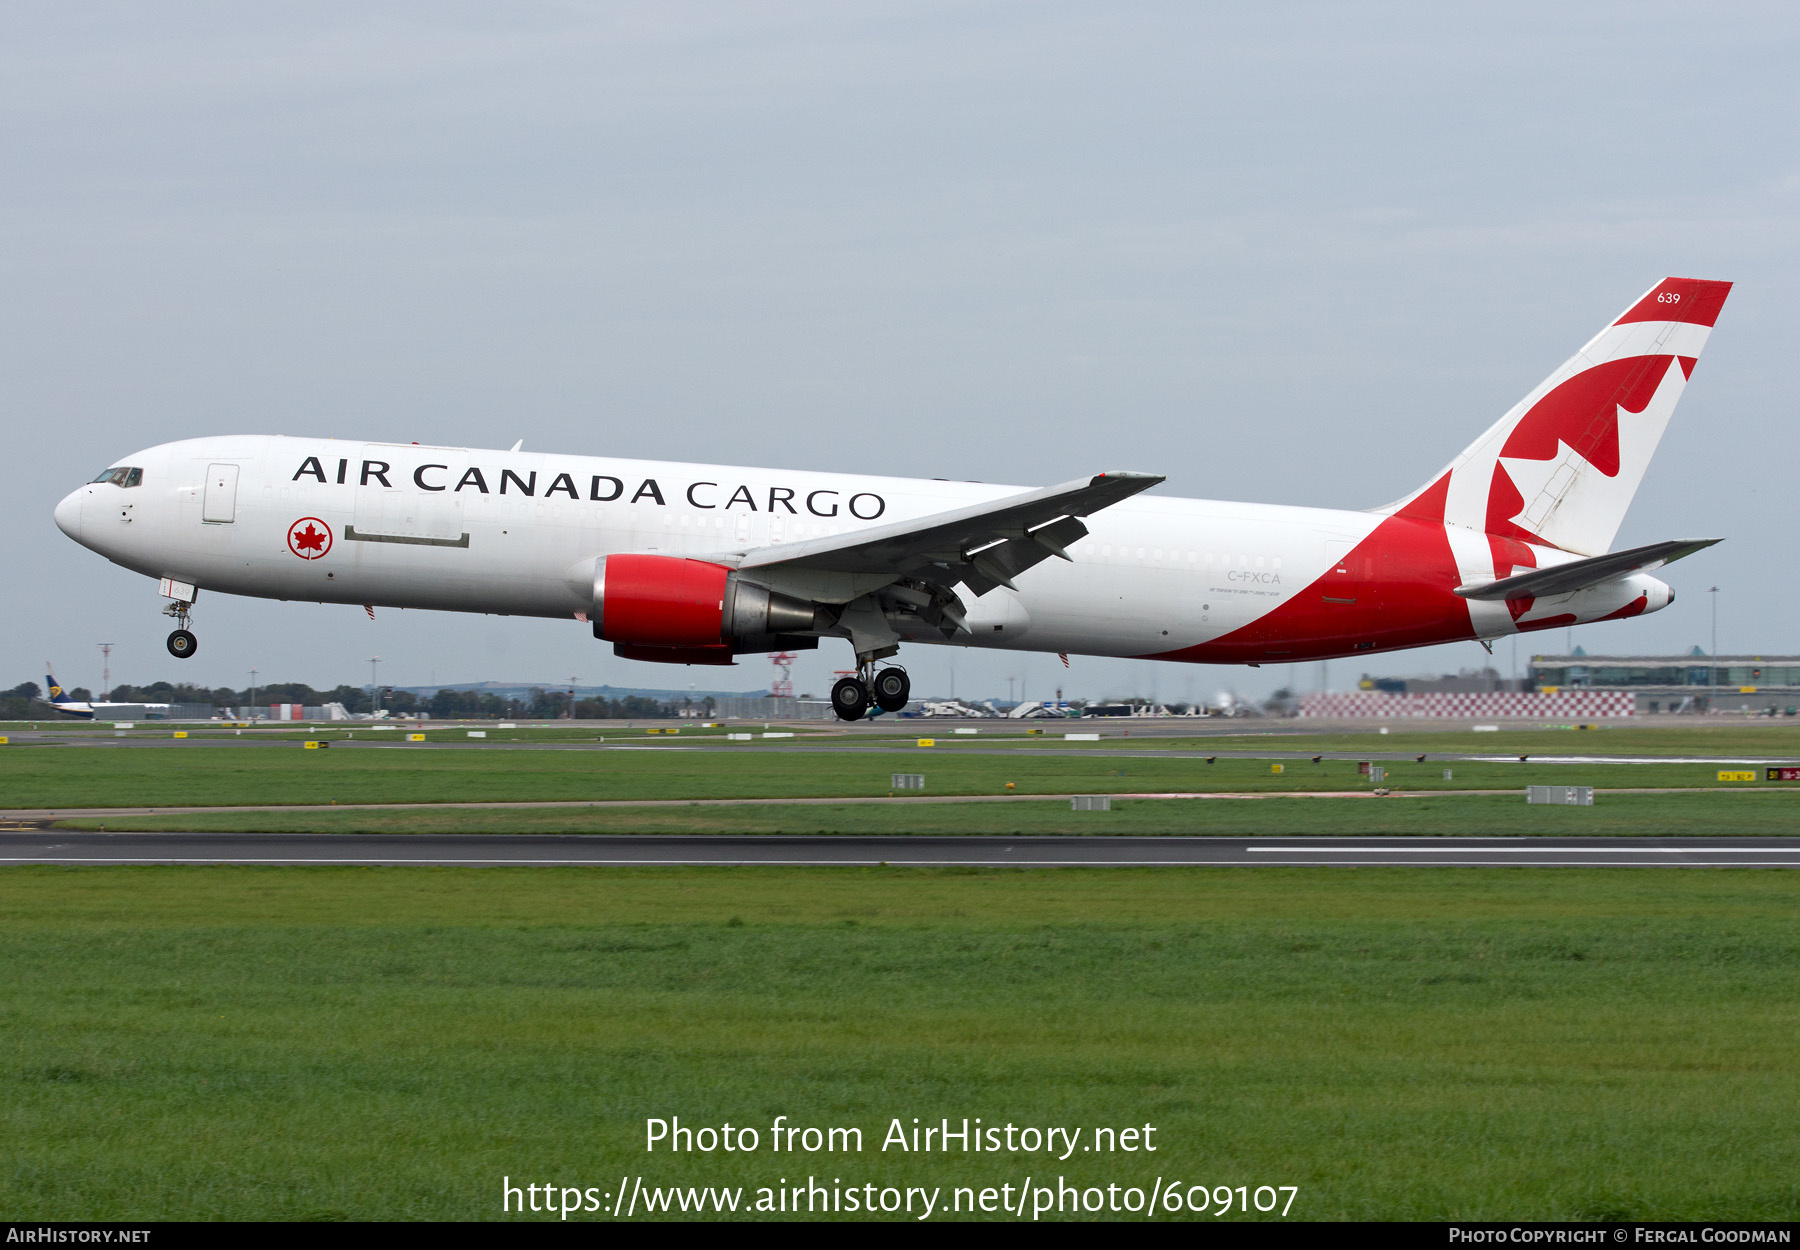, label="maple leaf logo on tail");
[1484,351,1679,552]
[1380,277,1731,559]
[287,517,333,560]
